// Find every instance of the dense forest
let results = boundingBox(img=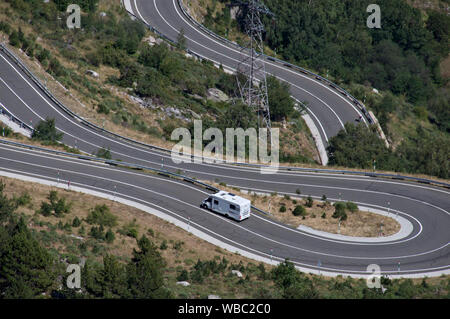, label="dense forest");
[205,0,450,178]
